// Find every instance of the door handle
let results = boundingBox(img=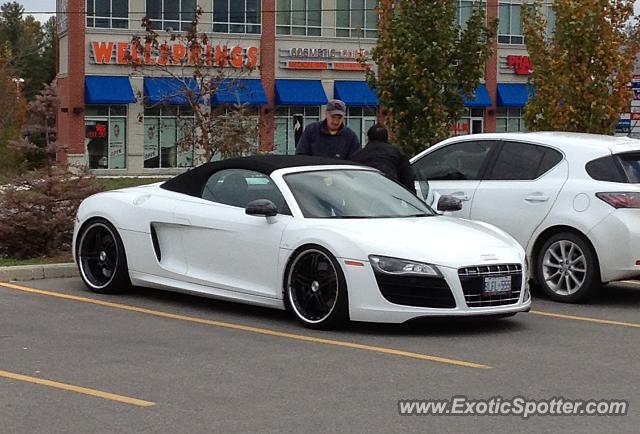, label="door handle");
[451,192,471,201]
[524,194,550,203]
